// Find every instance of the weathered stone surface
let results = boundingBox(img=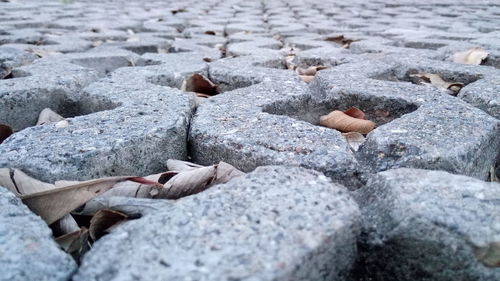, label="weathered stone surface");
[0,187,76,281]
[353,168,500,281]
[74,166,361,281]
